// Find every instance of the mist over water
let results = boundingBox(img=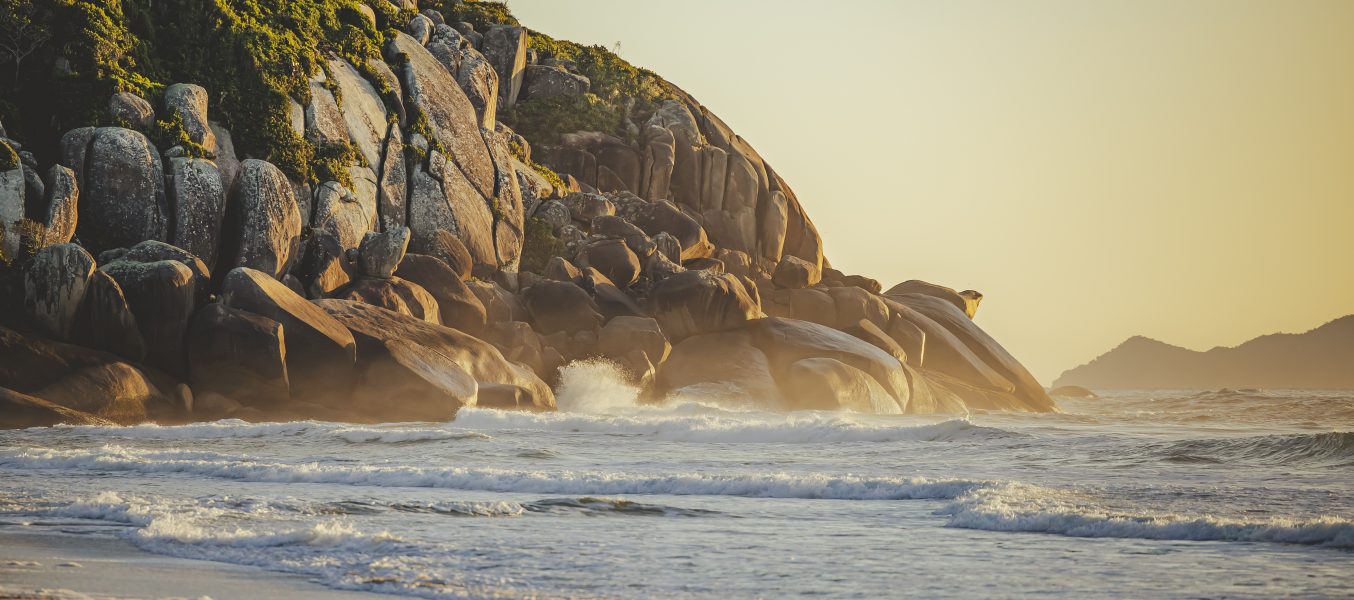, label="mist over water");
[1,363,1351,598]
